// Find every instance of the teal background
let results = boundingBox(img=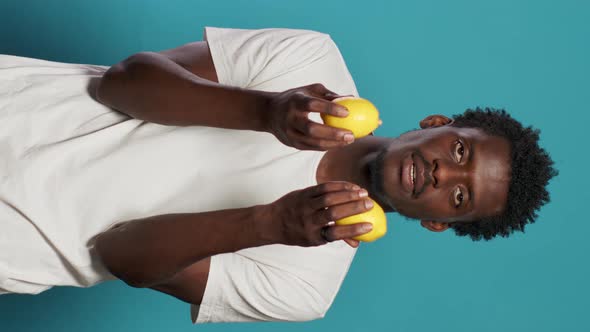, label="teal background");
[0,0,588,331]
